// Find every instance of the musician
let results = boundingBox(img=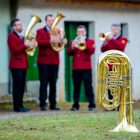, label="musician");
[100,23,128,101]
[36,14,66,111]
[67,25,96,111]
[101,24,128,52]
[7,18,37,112]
